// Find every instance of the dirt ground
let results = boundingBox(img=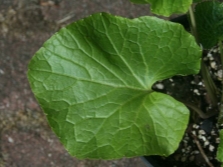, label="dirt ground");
[0,0,152,167]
